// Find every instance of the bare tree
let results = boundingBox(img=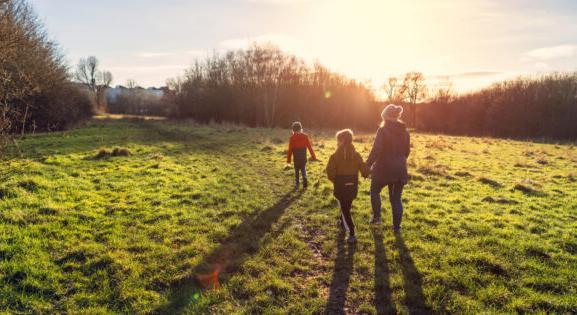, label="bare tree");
[432,76,453,103]
[125,79,137,89]
[399,72,427,127]
[383,76,400,103]
[96,70,113,112]
[75,56,113,112]
[75,56,99,94]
